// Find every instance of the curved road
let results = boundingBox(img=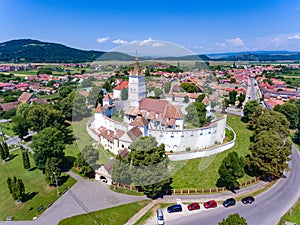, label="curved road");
[167,145,300,225]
